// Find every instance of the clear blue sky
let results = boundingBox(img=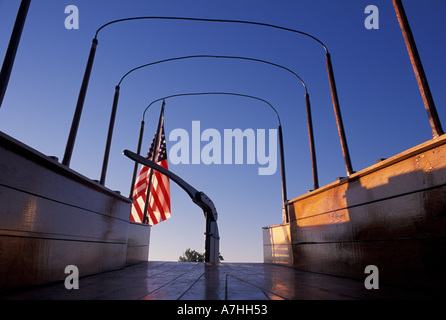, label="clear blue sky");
[1,0,445,262]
